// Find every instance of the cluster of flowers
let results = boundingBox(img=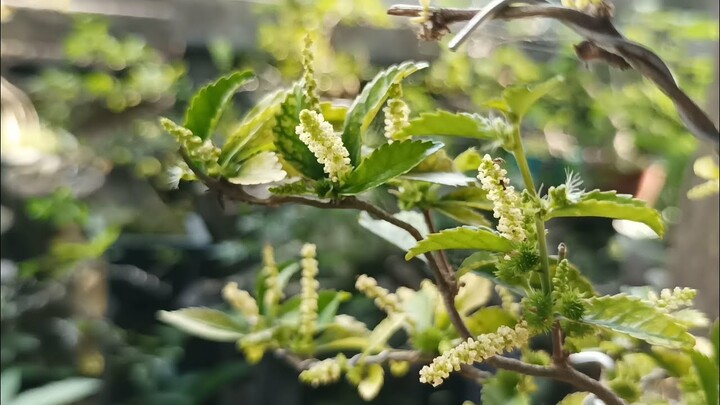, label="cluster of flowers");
[419,321,530,387]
